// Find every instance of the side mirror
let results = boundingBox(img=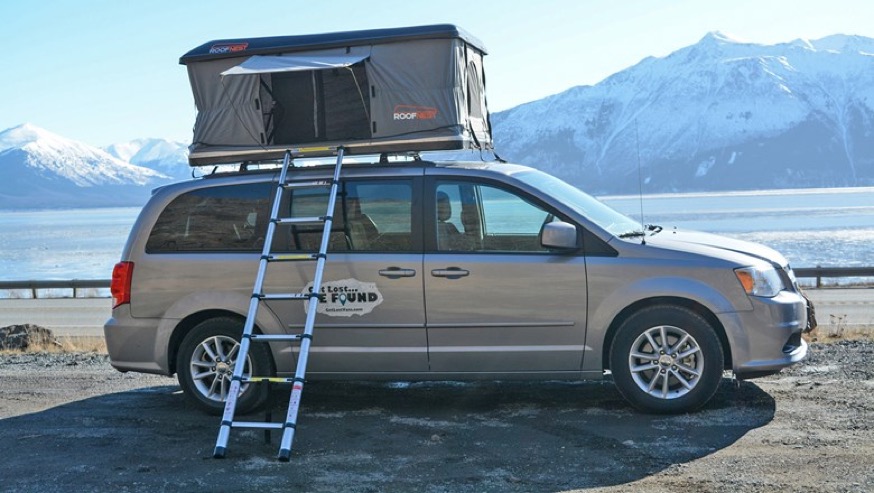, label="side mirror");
[541,221,579,250]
